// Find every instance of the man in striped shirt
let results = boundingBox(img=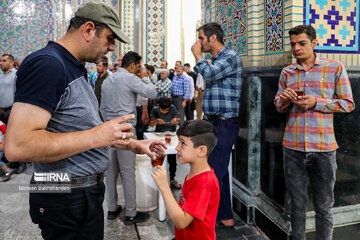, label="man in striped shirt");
[191,22,242,227]
[155,69,172,98]
[171,65,191,126]
[274,25,355,240]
